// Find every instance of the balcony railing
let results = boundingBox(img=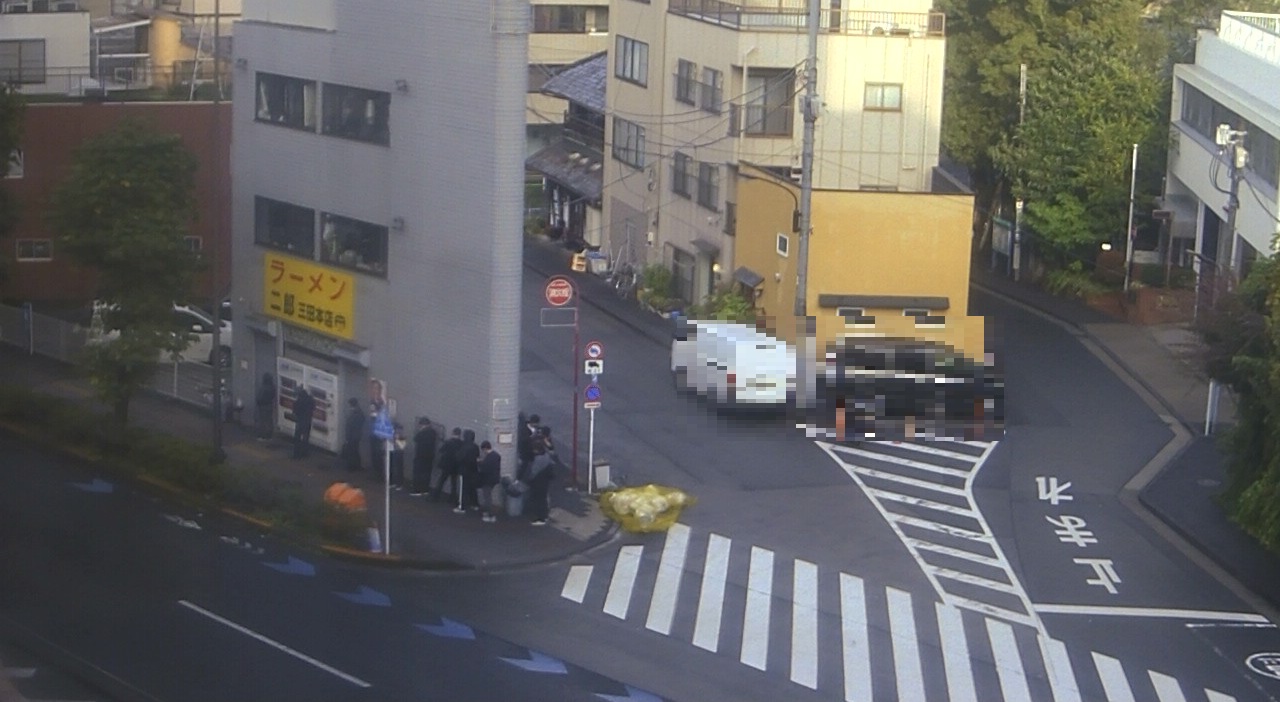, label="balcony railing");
[667,1,945,36]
